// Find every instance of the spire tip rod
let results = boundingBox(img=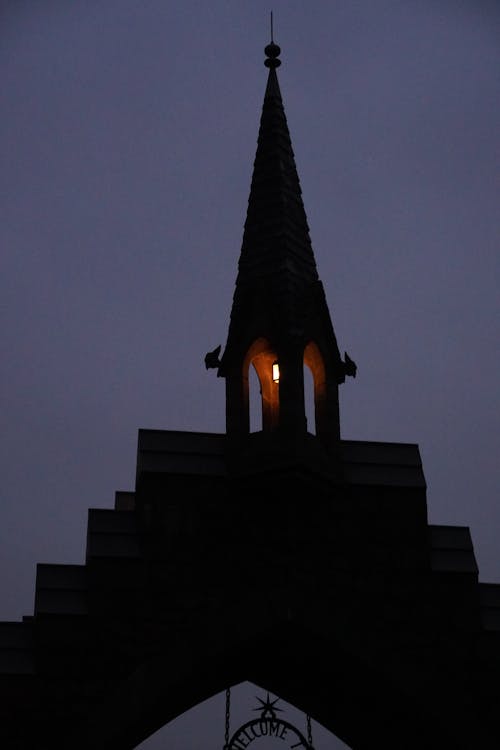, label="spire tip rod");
[264,12,281,69]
